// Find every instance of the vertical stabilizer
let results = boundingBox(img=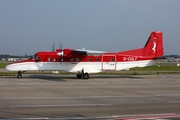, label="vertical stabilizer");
[143,31,164,57]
